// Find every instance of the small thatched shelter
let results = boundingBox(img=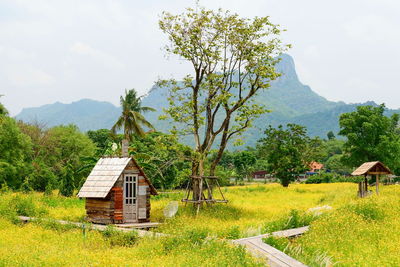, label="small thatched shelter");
[352,161,392,196]
[78,157,157,224]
